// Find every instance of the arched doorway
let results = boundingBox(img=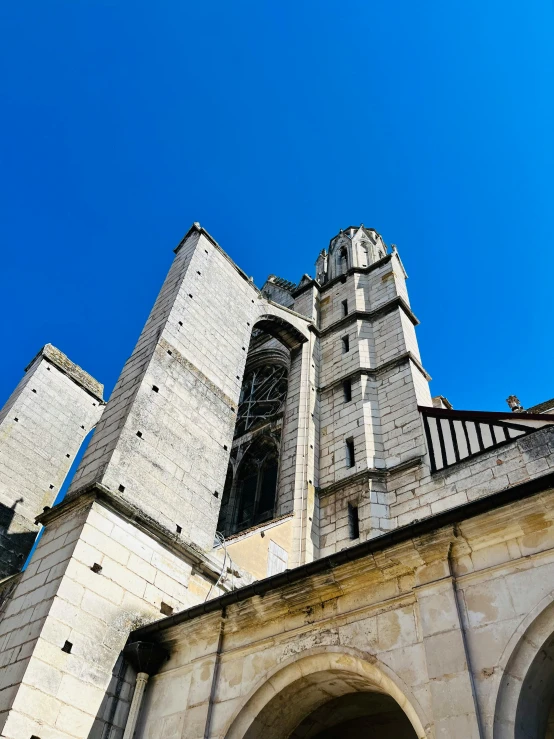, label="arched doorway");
[515,635,554,739]
[224,651,428,739]
[494,599,554,738]
[288,688,418,739]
